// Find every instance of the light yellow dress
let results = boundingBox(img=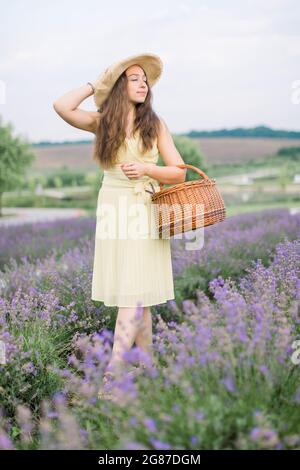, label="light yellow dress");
[91,130,175,307]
